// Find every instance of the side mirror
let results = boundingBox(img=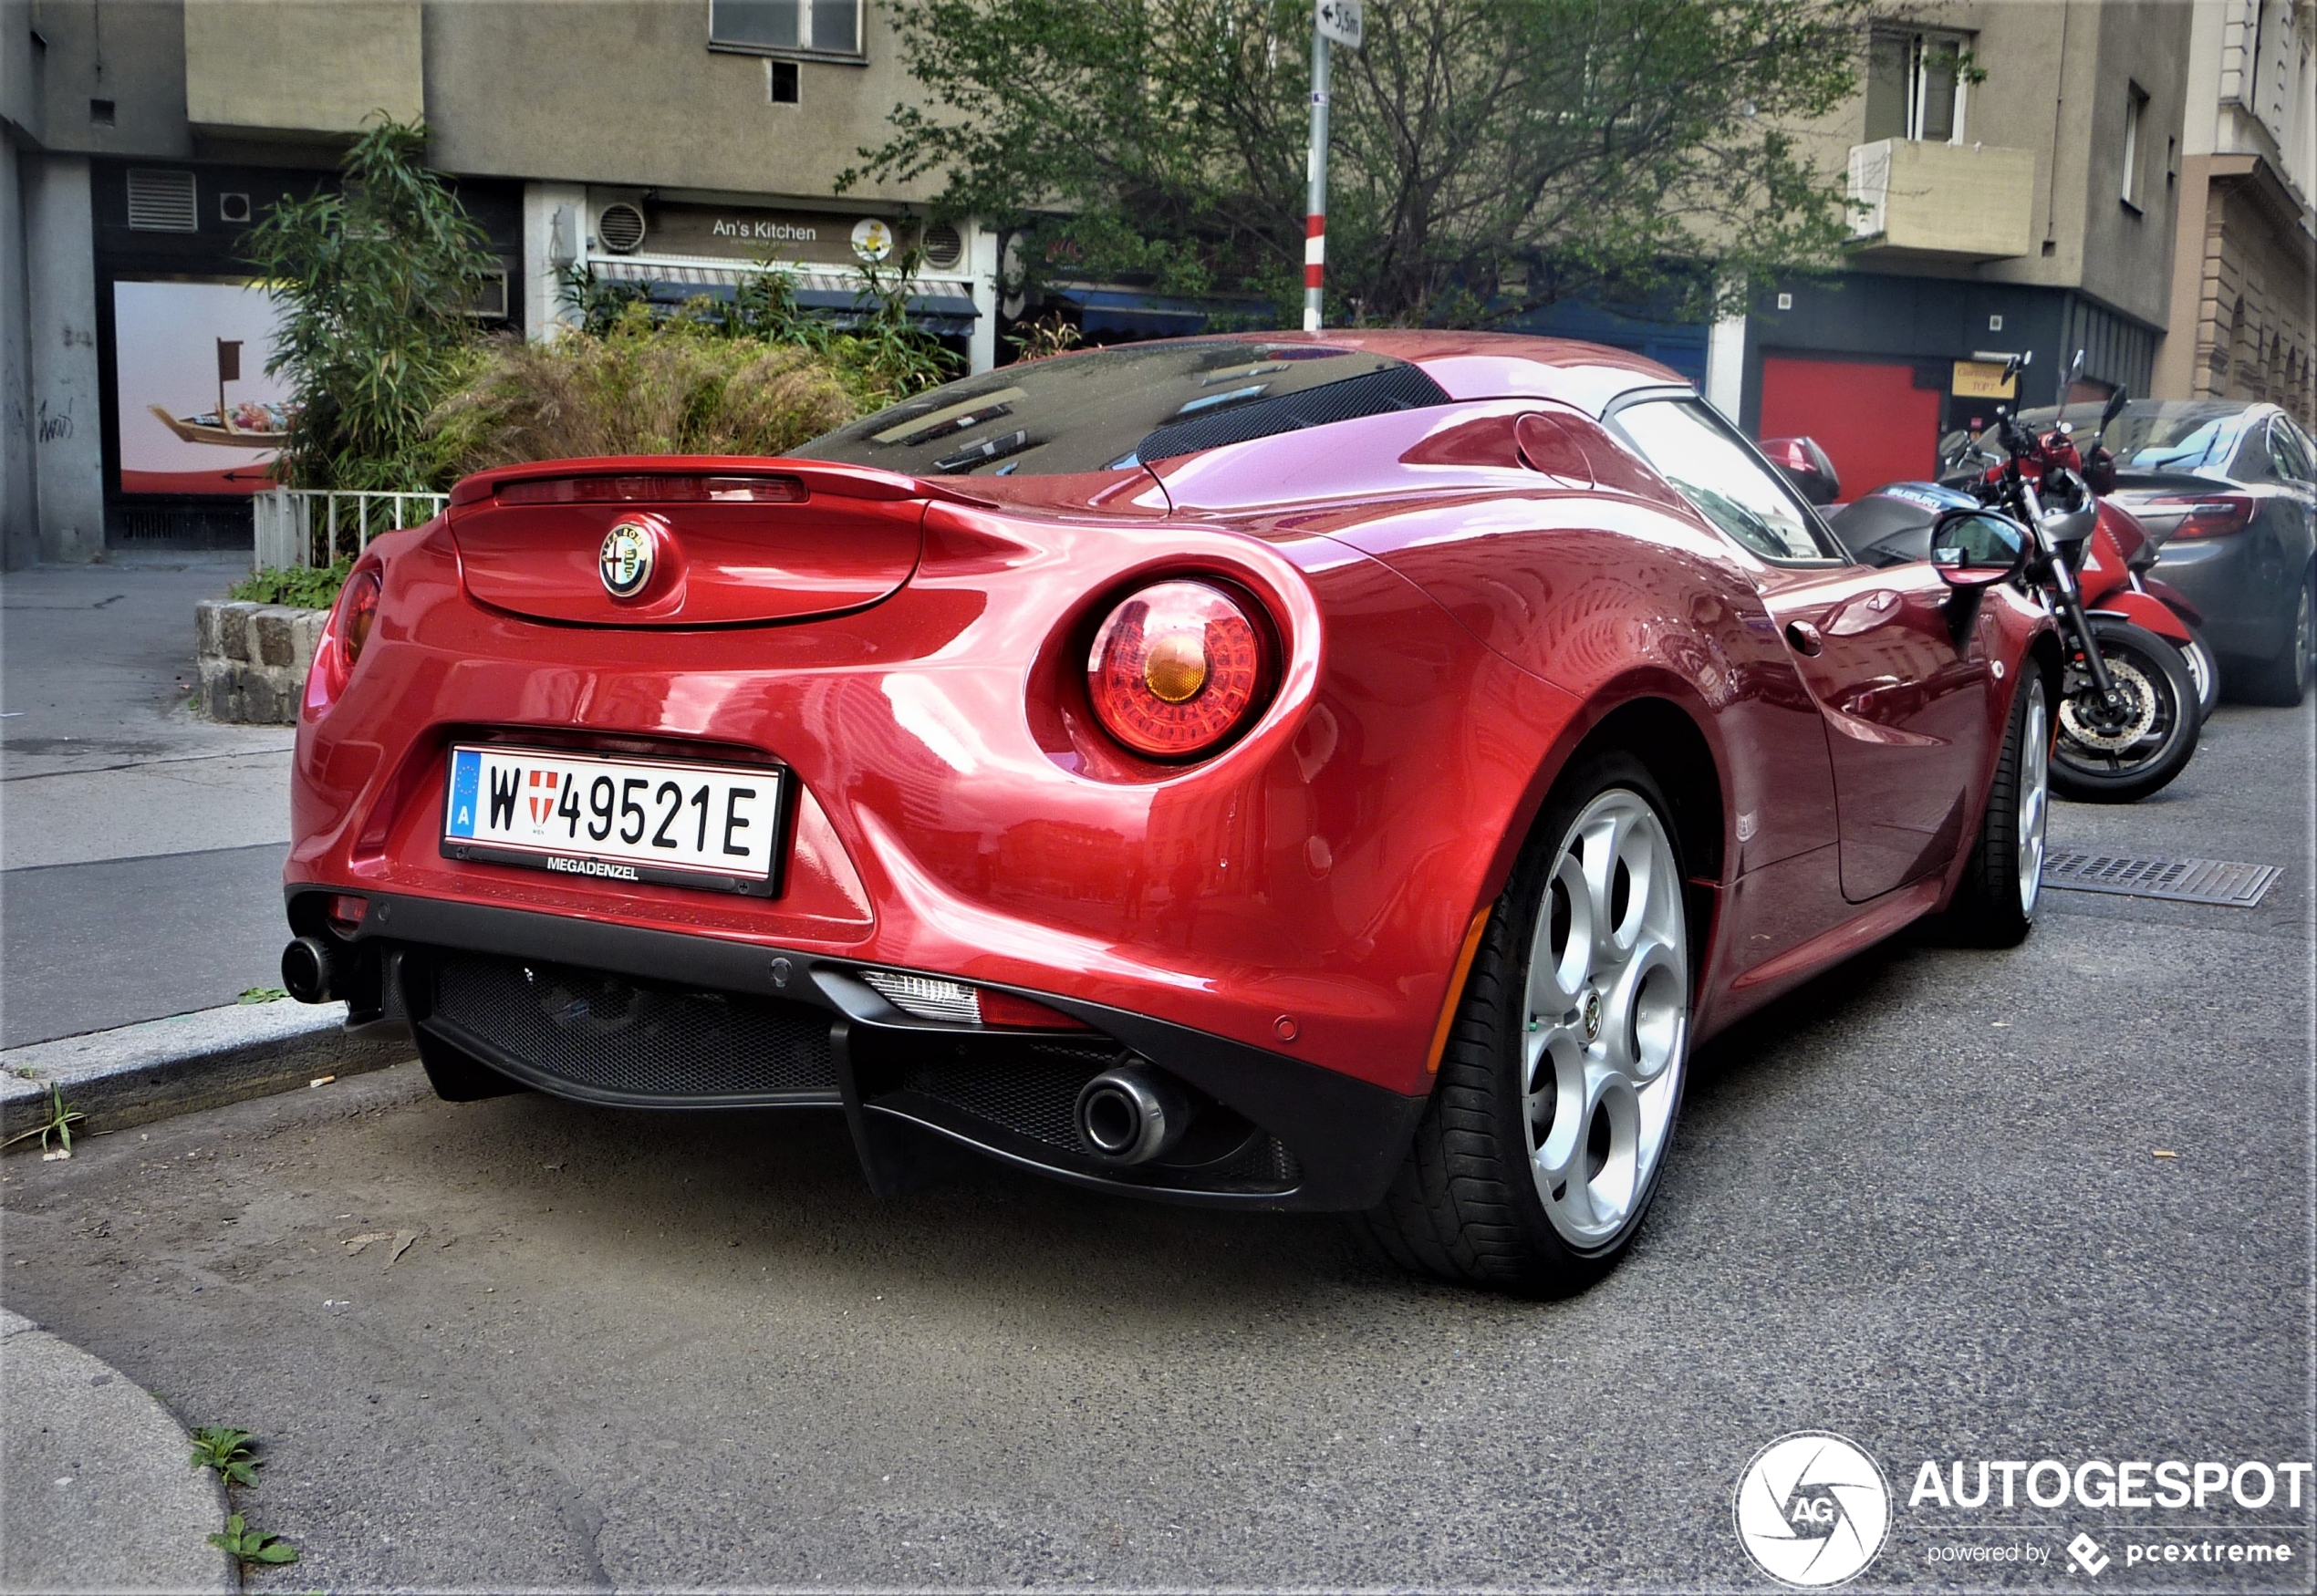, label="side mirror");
[1762,436,1841,506]
[2101,384,2130,430]
[1930,508,2028,587]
